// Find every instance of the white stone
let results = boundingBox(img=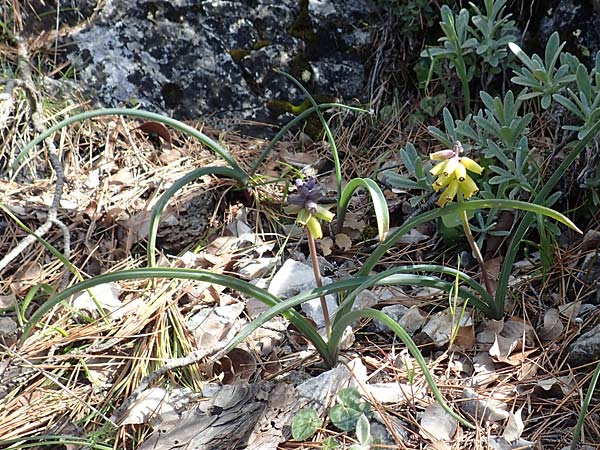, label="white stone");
[268,259,337,329]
